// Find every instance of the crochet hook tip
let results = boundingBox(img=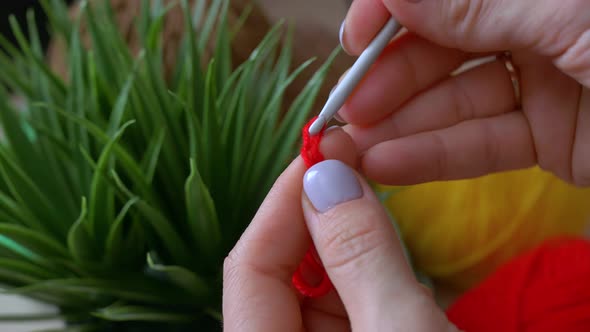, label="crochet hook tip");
[308,116,326,136]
